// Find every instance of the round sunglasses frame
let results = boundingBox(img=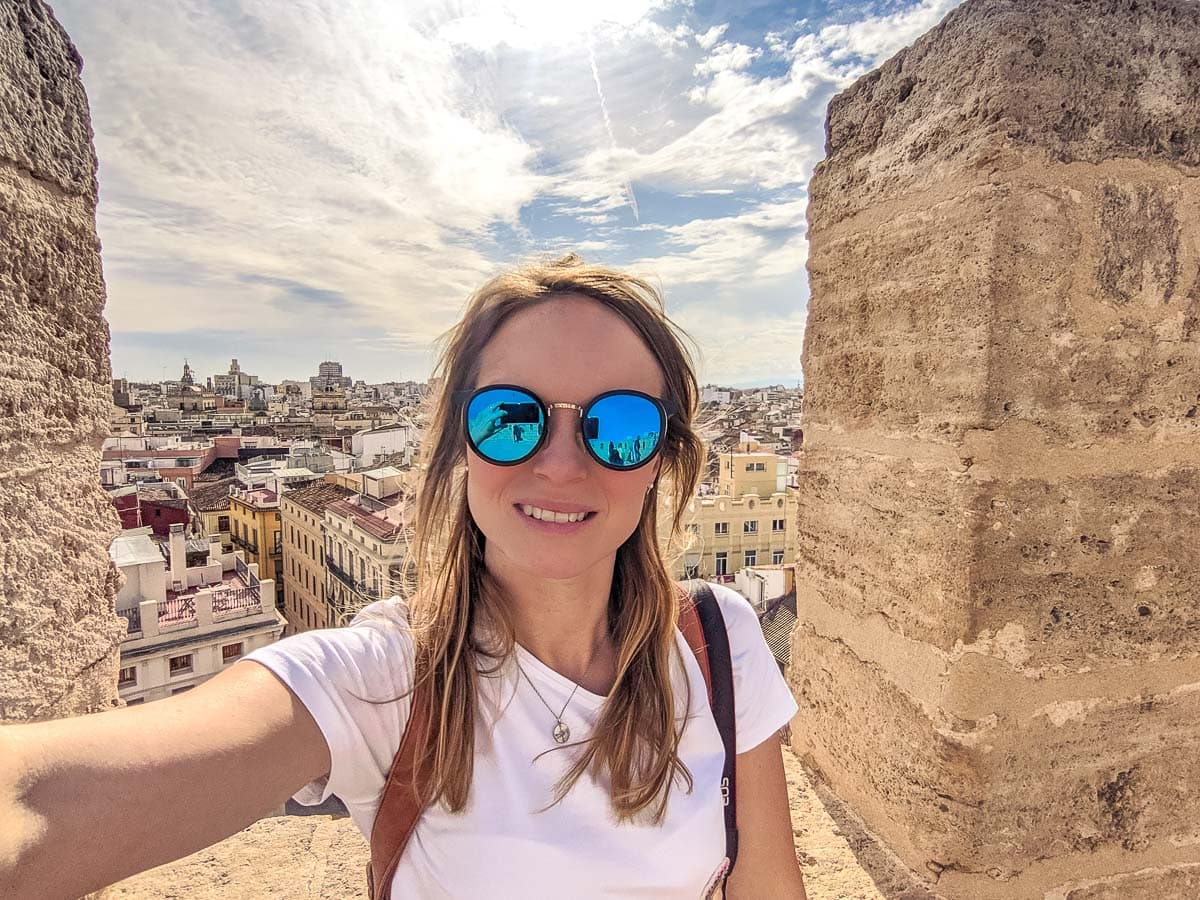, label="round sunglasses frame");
[455,383,679,472]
